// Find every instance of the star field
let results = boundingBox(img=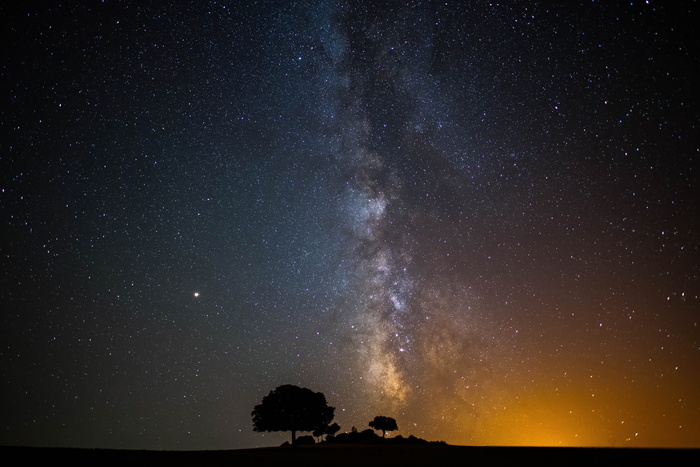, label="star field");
[1,0,698,450]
